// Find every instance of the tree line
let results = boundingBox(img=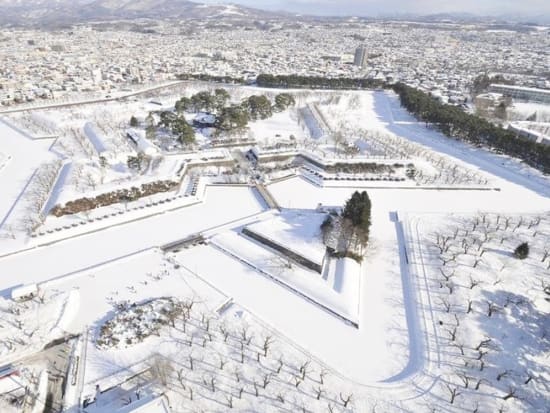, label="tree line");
[256,74,386,90]
[176,73,246,84]
[392,83,550,174]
